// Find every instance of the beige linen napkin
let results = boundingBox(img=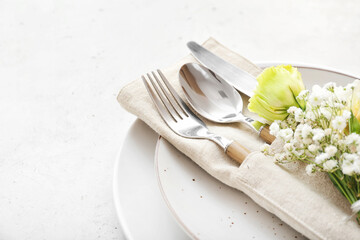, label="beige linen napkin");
[117,38,360,239]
